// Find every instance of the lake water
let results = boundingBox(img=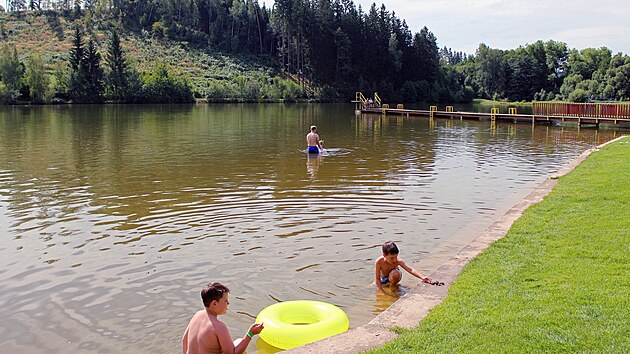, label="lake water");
[0,104,620,353]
